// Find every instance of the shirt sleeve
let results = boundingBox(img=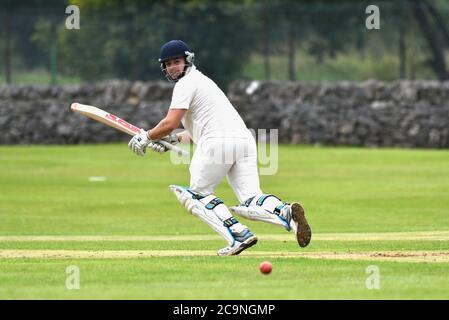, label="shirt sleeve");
[169,79,195,110]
